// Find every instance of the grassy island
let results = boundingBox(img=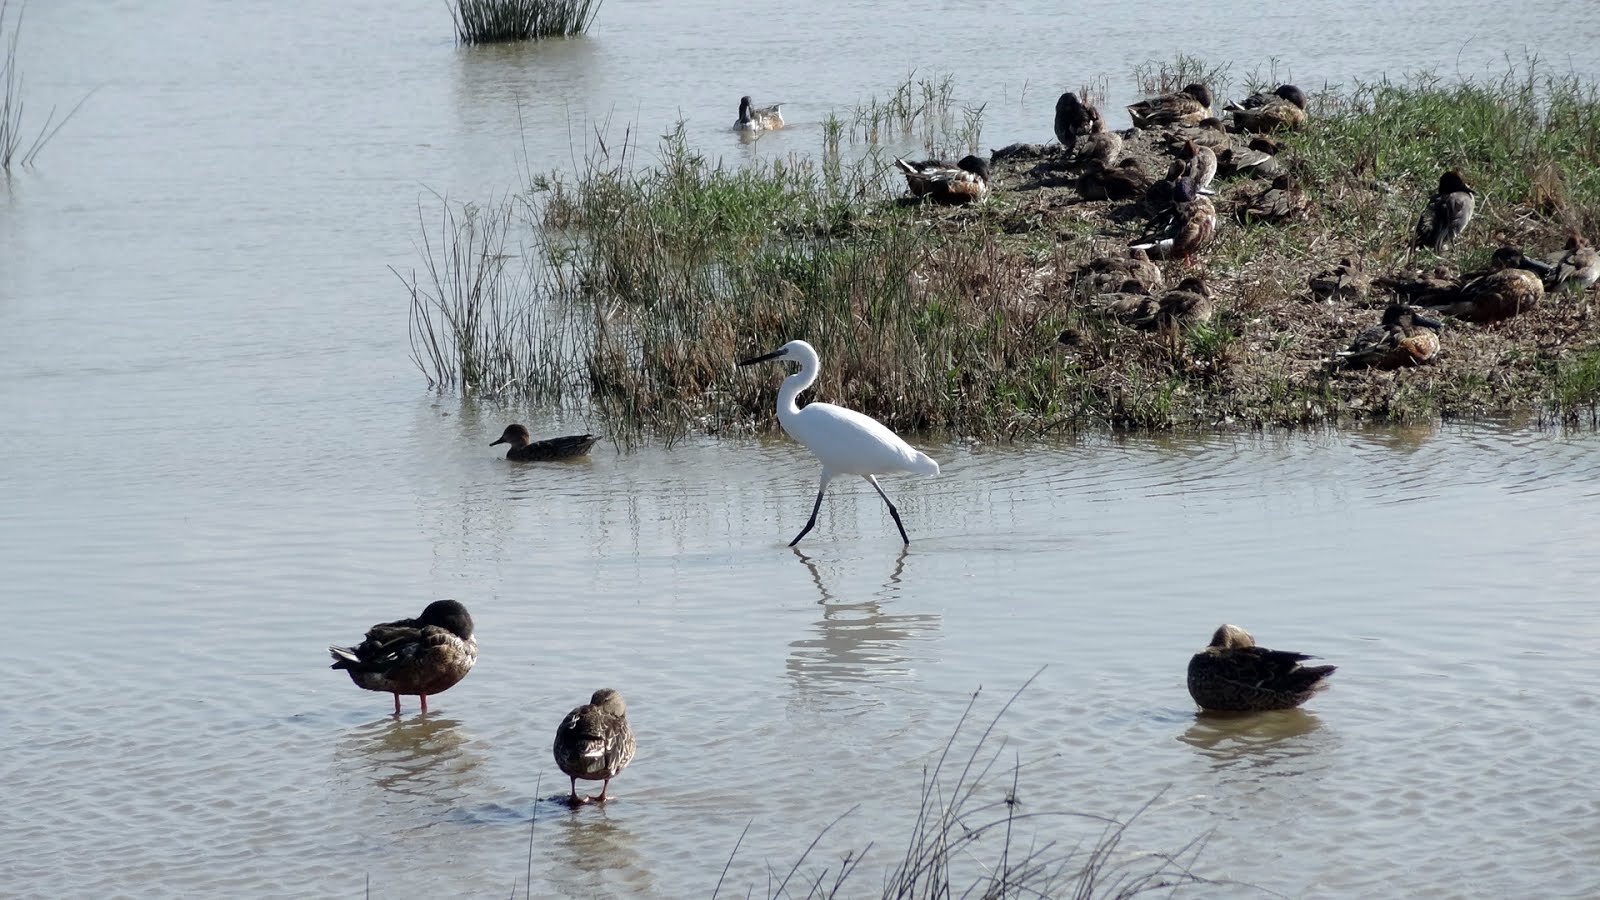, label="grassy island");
[402,60,1600,441]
